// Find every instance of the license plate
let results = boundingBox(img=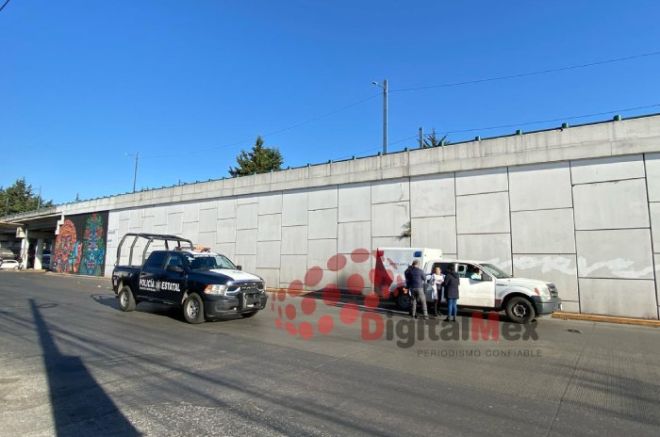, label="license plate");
[243,294,257,308]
